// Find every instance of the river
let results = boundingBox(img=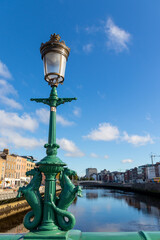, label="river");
[1,188,160,233]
